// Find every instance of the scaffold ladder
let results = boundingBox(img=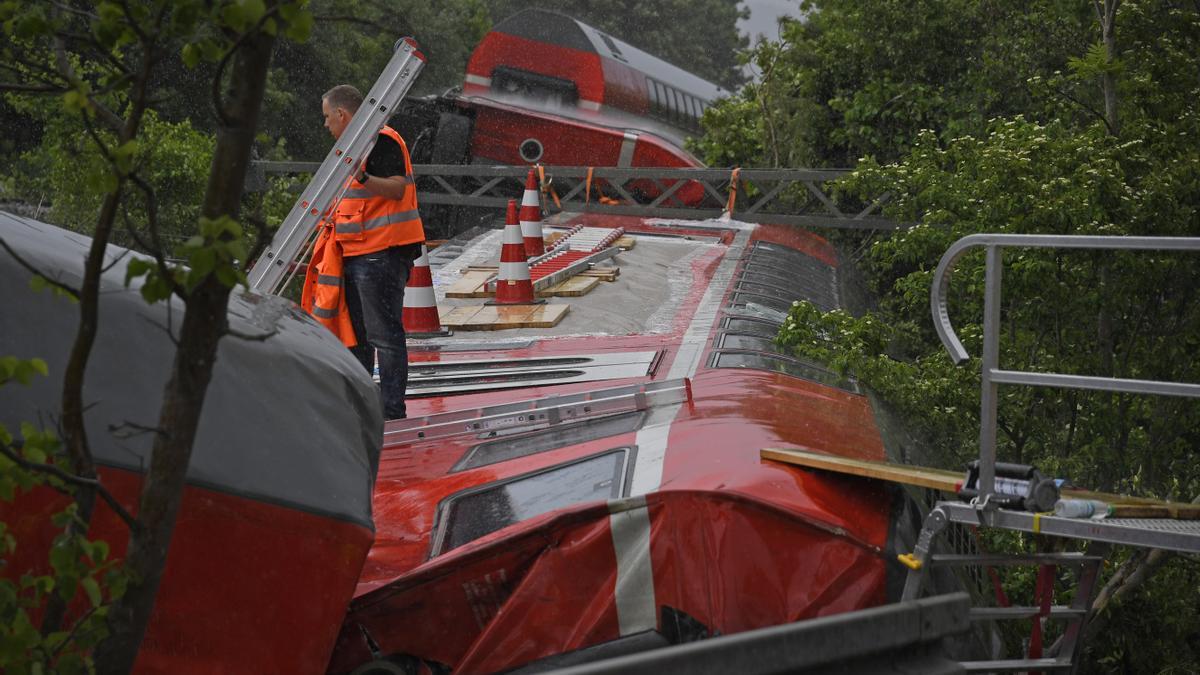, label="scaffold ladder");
[247,38,426,295]
[900,233,1200,673]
